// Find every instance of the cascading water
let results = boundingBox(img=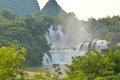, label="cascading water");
[117,43,120,46]
[45,25,66,46]
[43,25,80,65]
[76,39,109,53]
[43,25,109,65]
[43,46,80,65]
[42,53,51,65]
